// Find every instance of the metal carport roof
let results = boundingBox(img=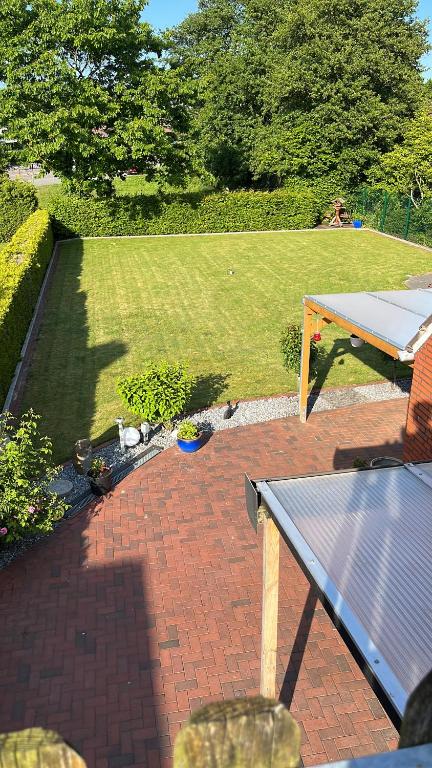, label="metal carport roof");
[305,289,432,360]
[248,462,432,724]
[299,289,432,422]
